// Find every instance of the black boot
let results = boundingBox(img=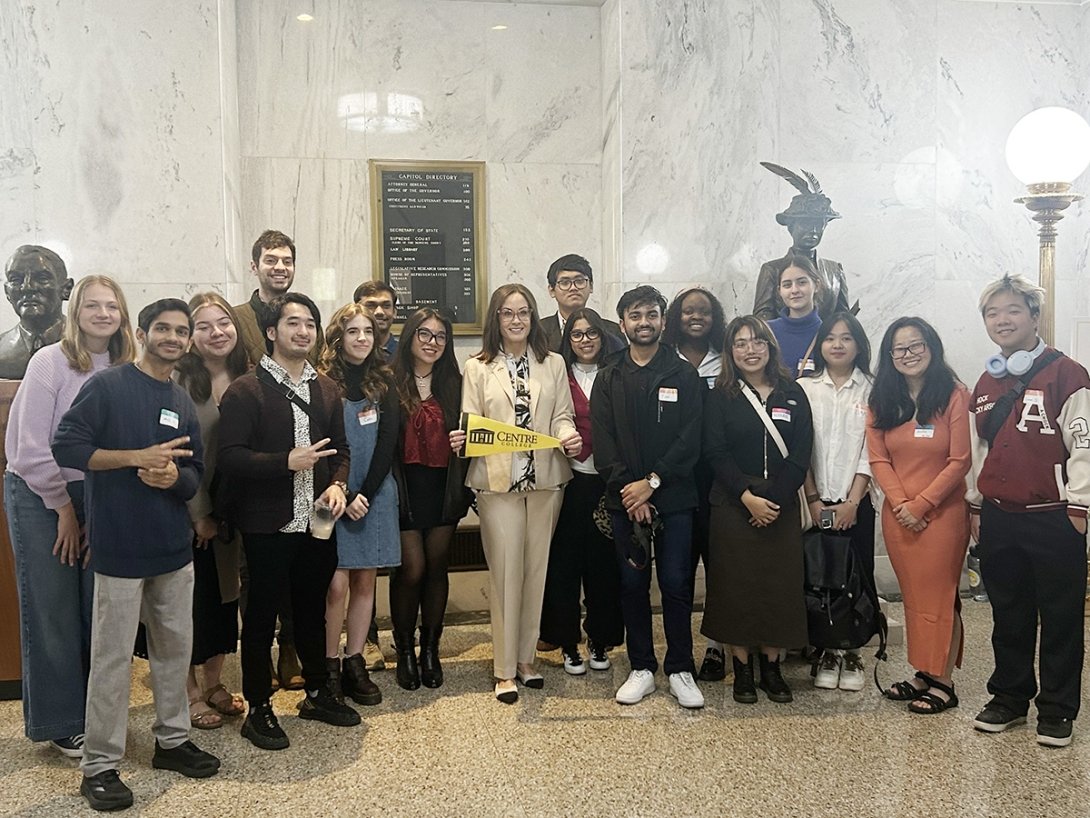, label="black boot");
[324,657,347,704]
[758,654,793,703]
[732,655,757,704]
[342,653,383,705]
[419,626,444,689]
[394,629,421,691]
